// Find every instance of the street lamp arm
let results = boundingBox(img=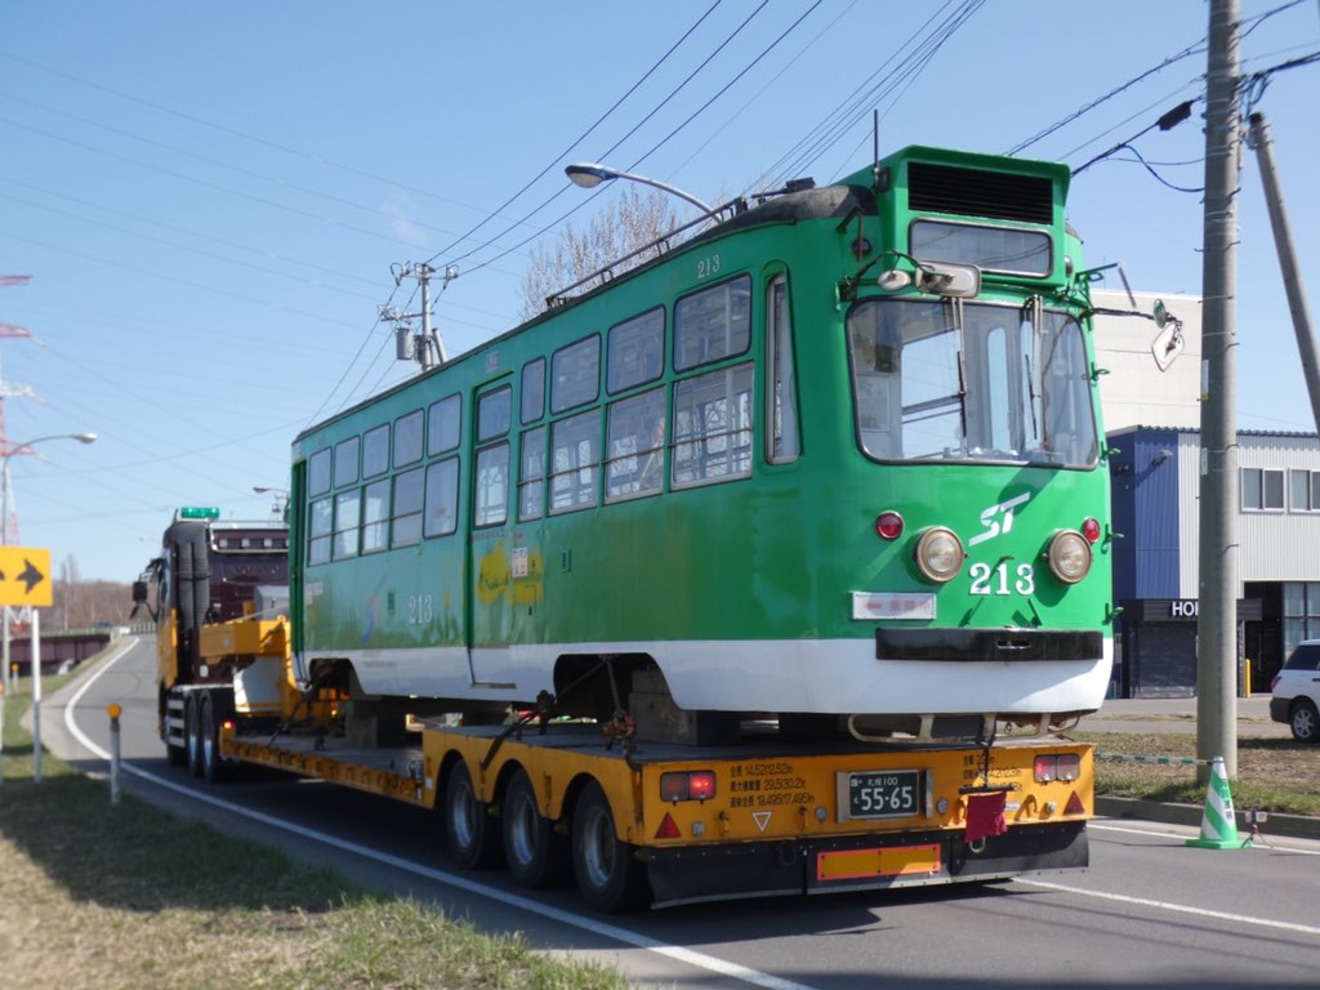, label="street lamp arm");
[565,162,715,214]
